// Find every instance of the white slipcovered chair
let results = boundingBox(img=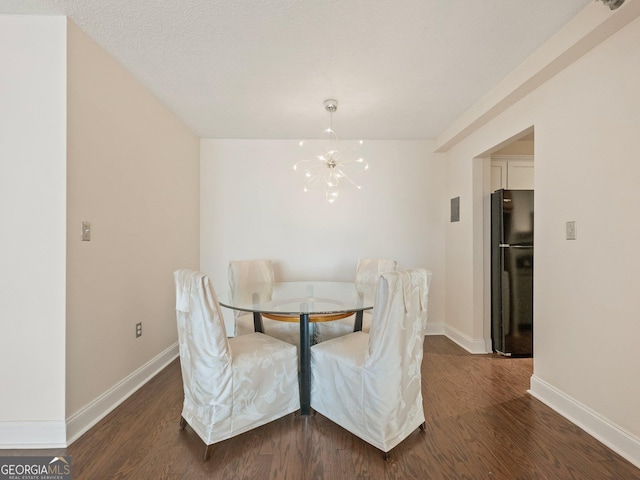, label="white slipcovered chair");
[228,259,300,346]
[310,268,431,458]
[355,258,398,285]
[354,258,398,332]
[227,259,274,337]
[174,269,299,460]
[314,258,397,343]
